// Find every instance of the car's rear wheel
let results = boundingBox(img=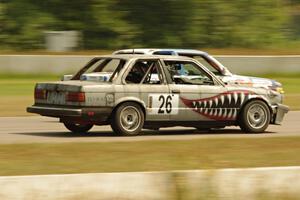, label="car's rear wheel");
[239,100,270,133]
[63,123,93,134]
[111,102,144,136]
